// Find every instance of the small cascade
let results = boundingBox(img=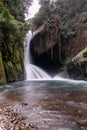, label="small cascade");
[24,31,50,80]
